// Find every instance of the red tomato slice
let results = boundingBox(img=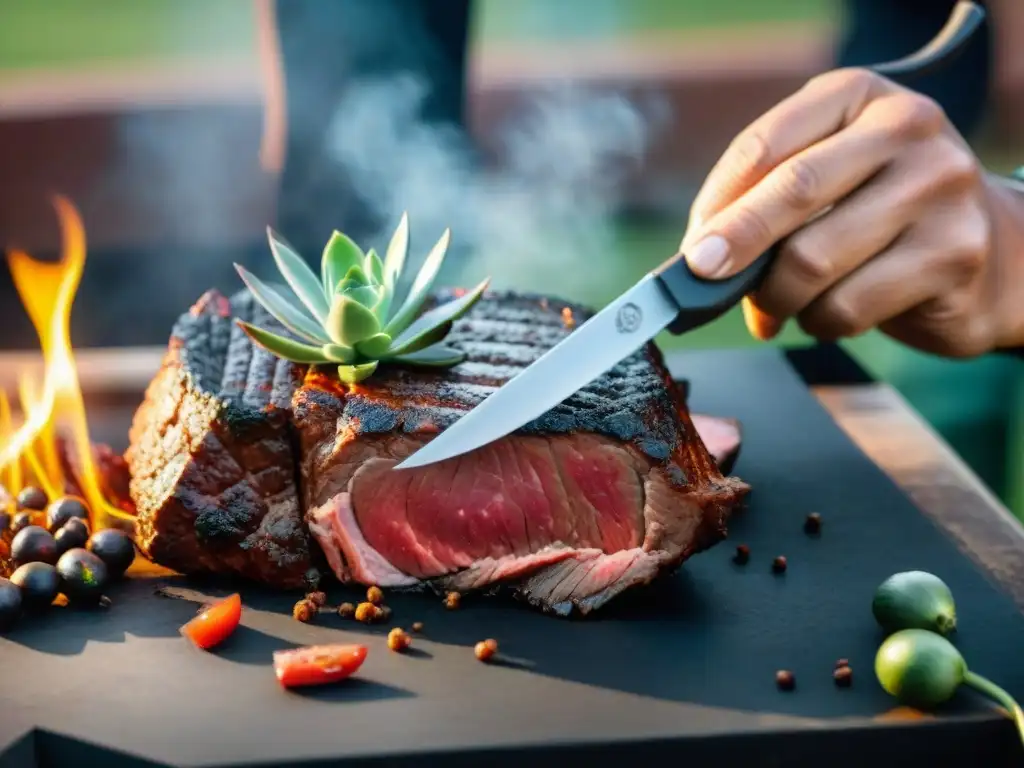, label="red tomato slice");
[273,644,368,688]
[180,593,242,650]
